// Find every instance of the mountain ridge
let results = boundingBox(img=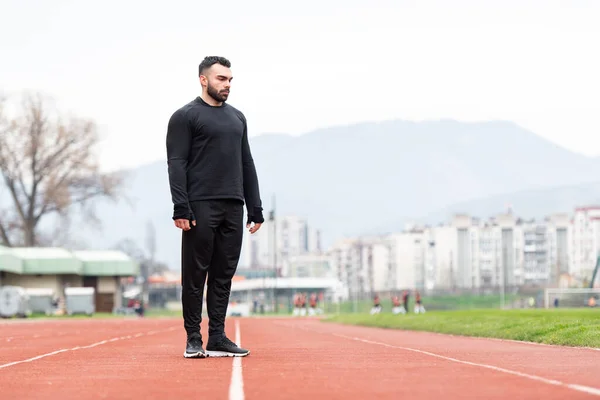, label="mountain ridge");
[10,117,600,270]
